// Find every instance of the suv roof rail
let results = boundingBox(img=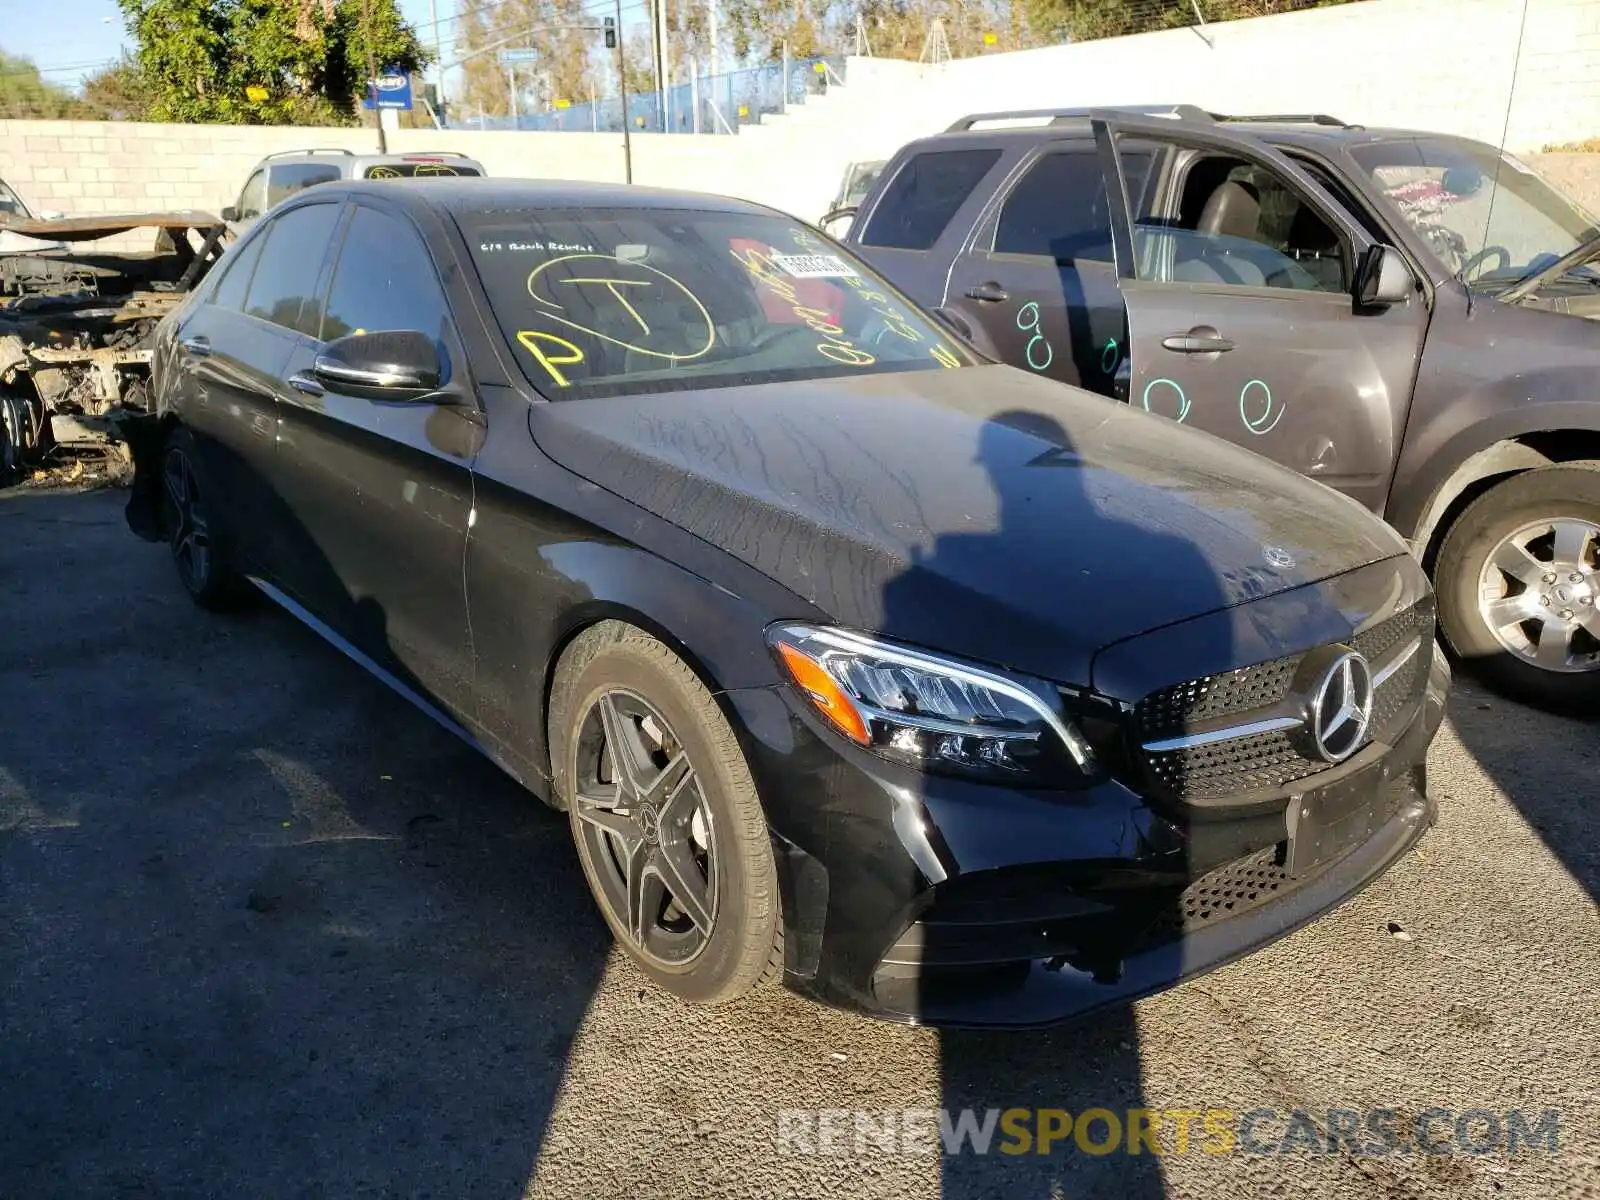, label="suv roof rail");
[396,150,474,159]
[946,104,1214,131]
[1209,111,1357,128]
[261,147,355,161]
